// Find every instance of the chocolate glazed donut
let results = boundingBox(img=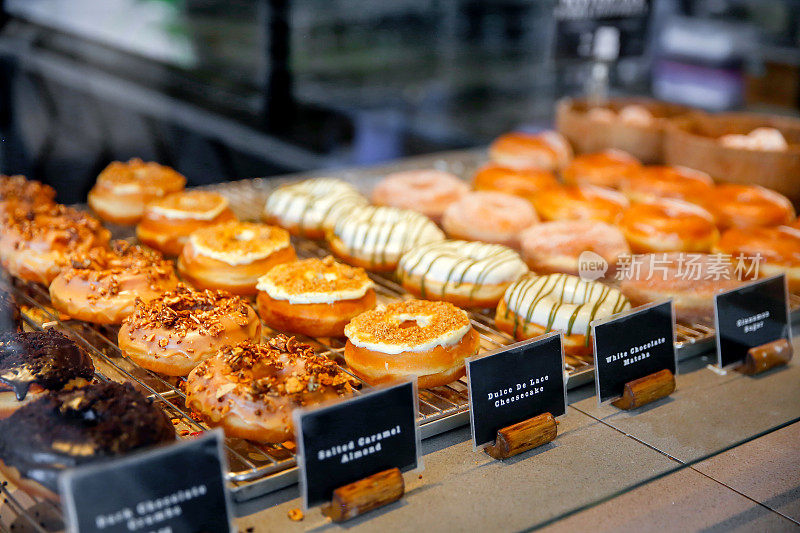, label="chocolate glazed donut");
[0,382,176,500]
[0,330,95,416]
